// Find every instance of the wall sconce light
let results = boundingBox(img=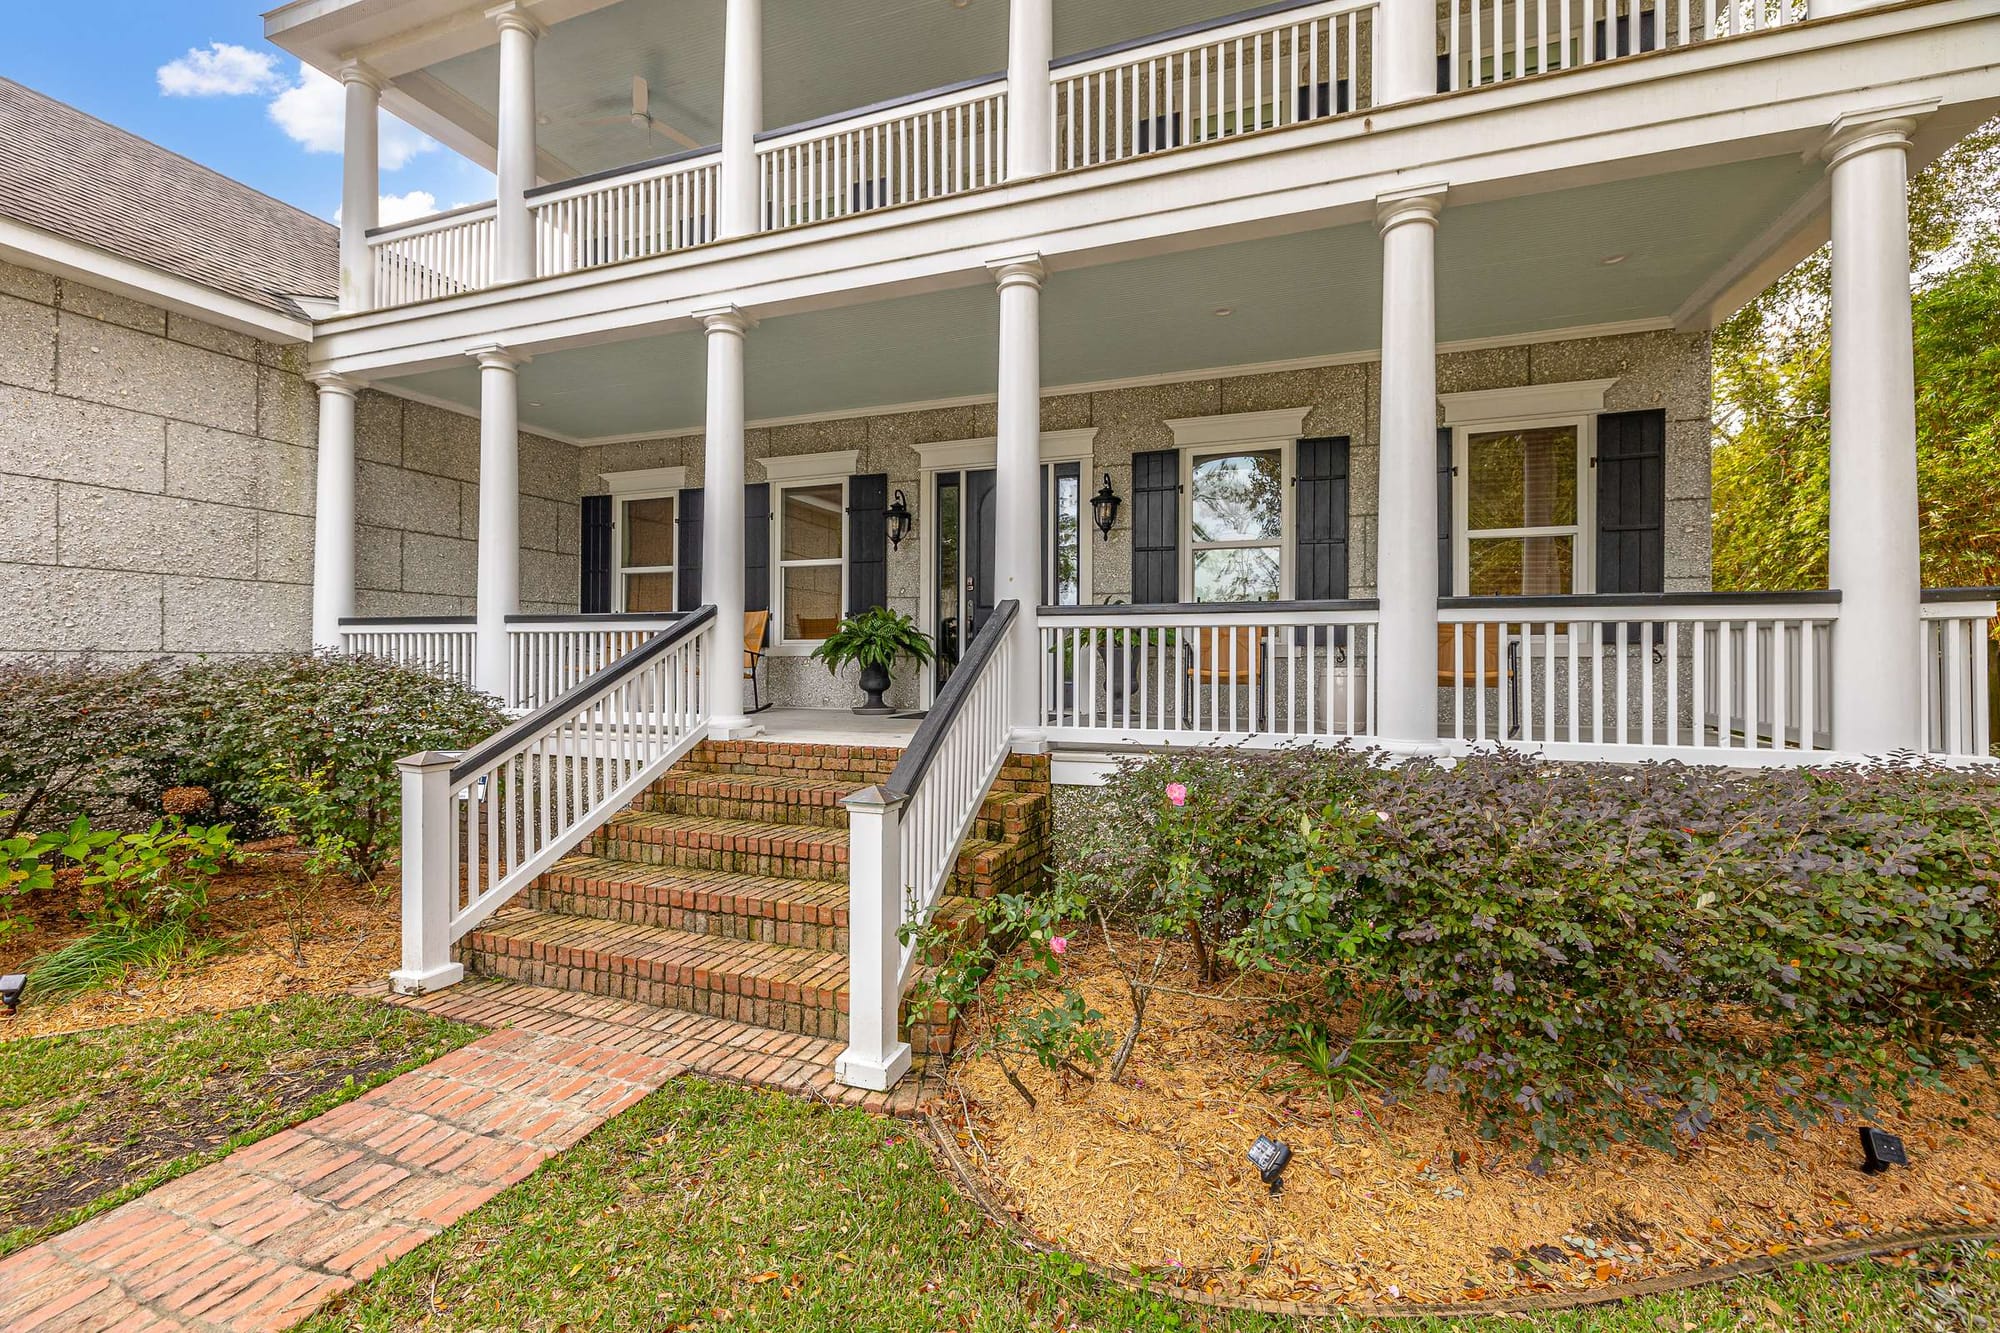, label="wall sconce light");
[885,490,913,550]
[1089,474,1121,540]
[1247,1134,1291,1195]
